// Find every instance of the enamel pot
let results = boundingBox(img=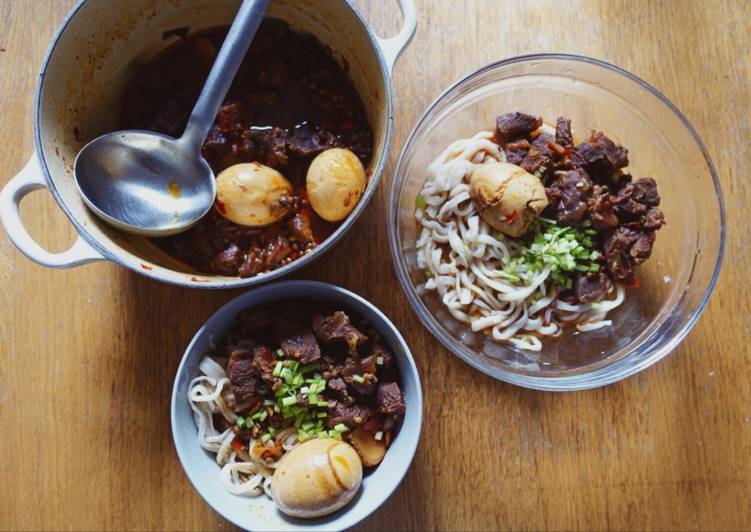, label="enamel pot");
[0,0,416,287]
